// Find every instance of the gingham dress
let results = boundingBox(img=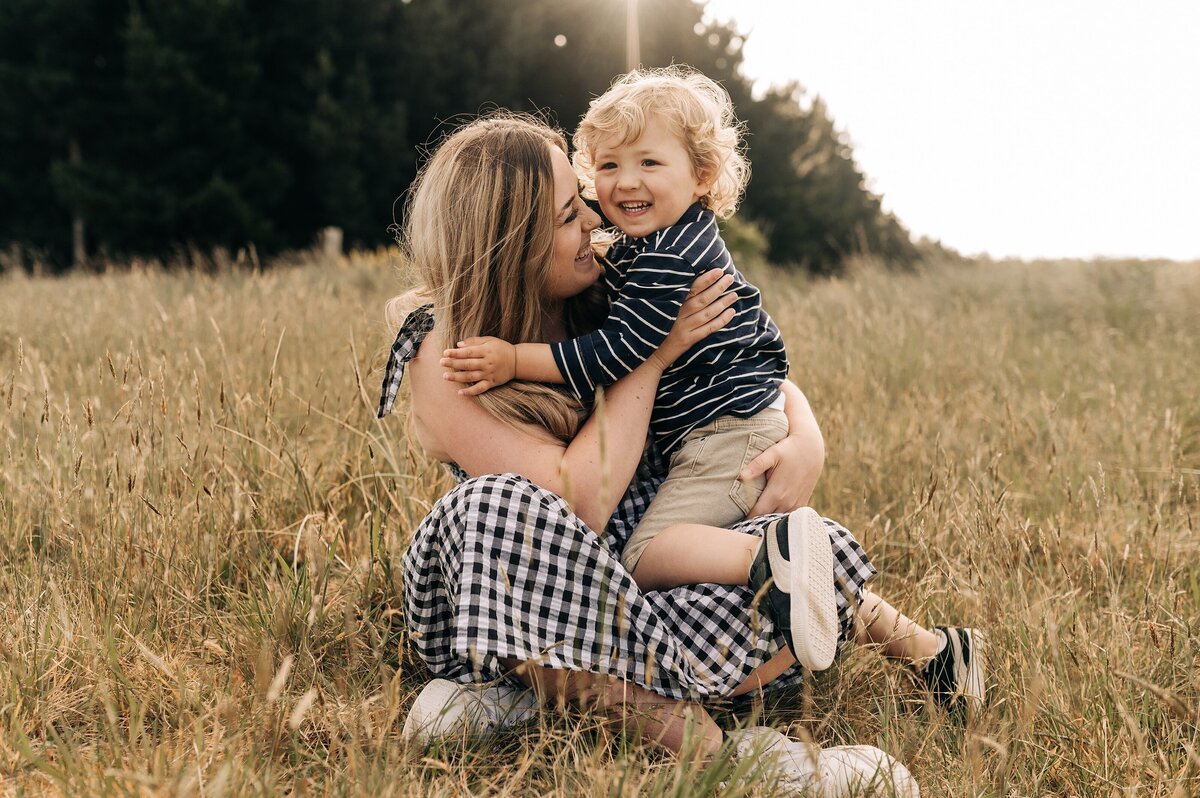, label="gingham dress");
[379,306,876,701]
